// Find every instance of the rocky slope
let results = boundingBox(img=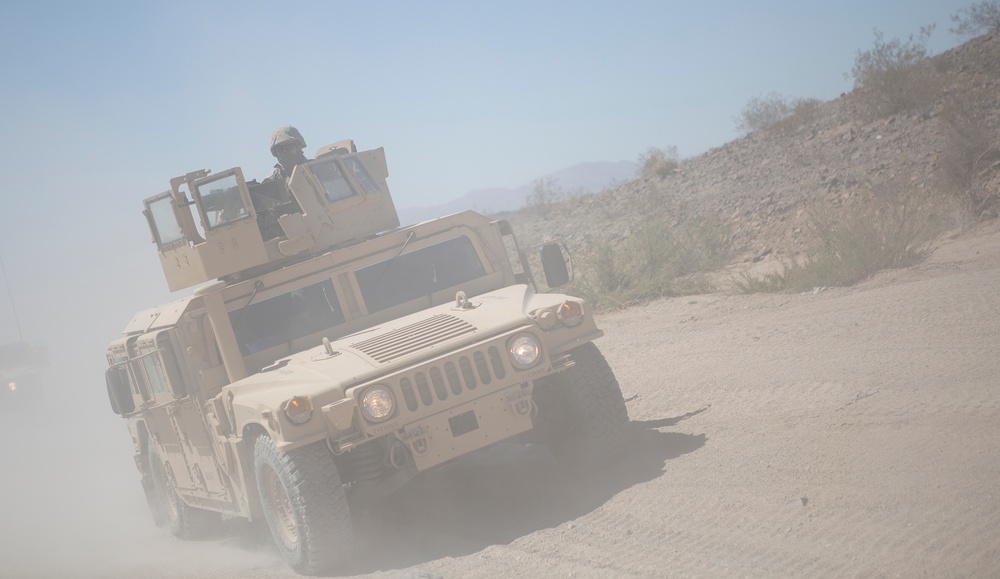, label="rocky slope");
[510,32,1000,265]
